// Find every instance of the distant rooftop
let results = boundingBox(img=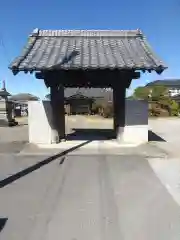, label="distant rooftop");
[46,88,113,101]
[0,89,11,98]
[10,93,39,101]
[146,79,180,87]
